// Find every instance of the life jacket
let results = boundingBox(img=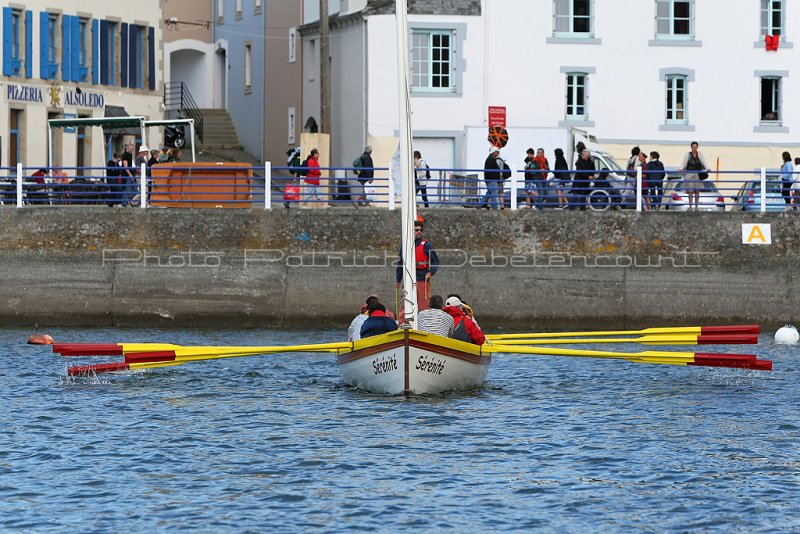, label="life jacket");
[415,240,429,270]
